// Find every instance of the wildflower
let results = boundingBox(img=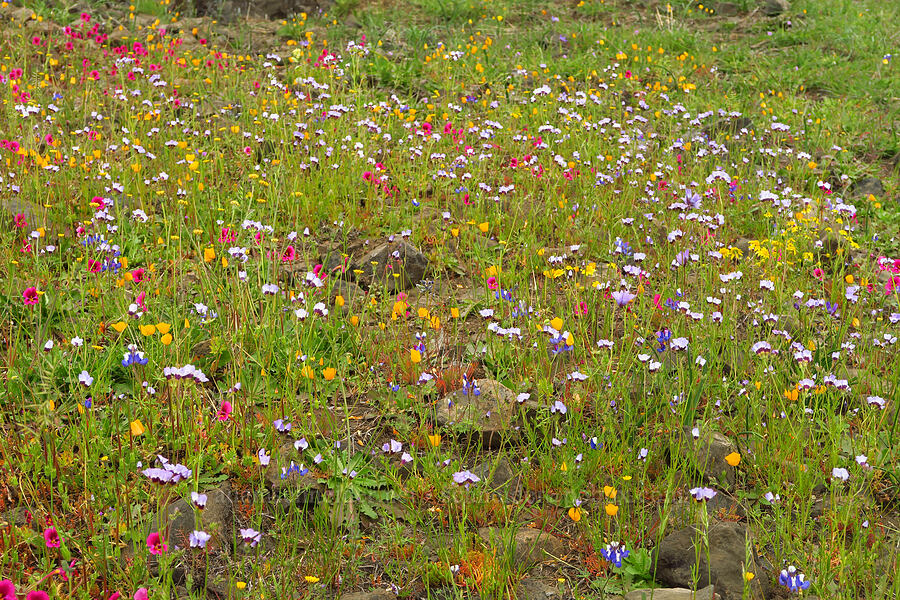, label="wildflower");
[191,492,208,509]
[43,527,61,548]
[689,487,717,502]
[832,467,849,482]
[452,470,481,489]
[779,566,811,592]
[605,503,619,516]
[600,541,630,568]
[258,448,271,466]
[240,528,262,547]
[78,370,94,387]
[23,287,40,305]
[382,439,403,454]
[550,400,567,414]
[0,580,15,600]
[217,400,232,421]
[146,532,168,555]
[725,452,741,467]
[26,593,50,600]
[134,589,148,600]
[189,530,211,549]
[611,290,636,306]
